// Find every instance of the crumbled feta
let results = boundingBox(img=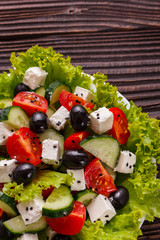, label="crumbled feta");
[0,122,15,145]
[90,107,113,134]
[87,194,116,225]
[0,159,18,183]
[42,139,60,165]
[74,86,95,102]
[17,233,38,240]
[50,106,69,131]
[67,169,86,191]
[115,150,136,174]
[17,196,44,225]
[23,67,48,90]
